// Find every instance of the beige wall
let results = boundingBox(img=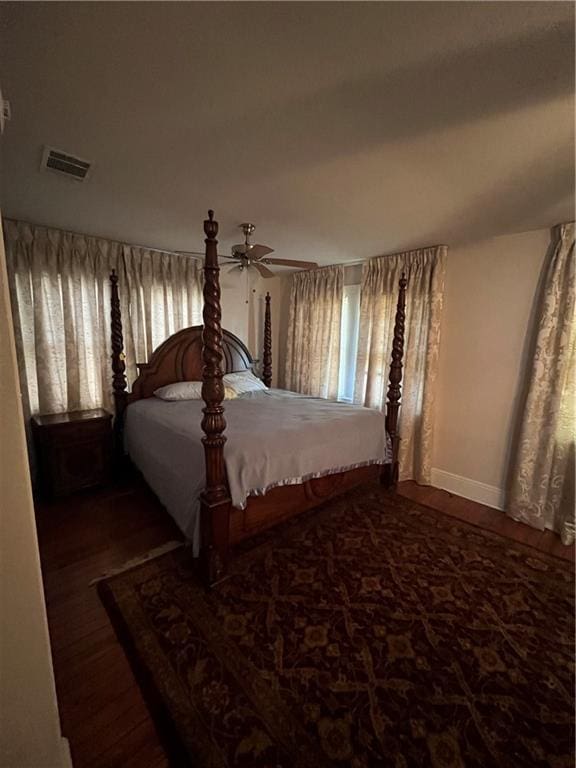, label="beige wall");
[222,269,285,388]
[432,228,549,500]
[0,218,71,767]
[221,267,250,345]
